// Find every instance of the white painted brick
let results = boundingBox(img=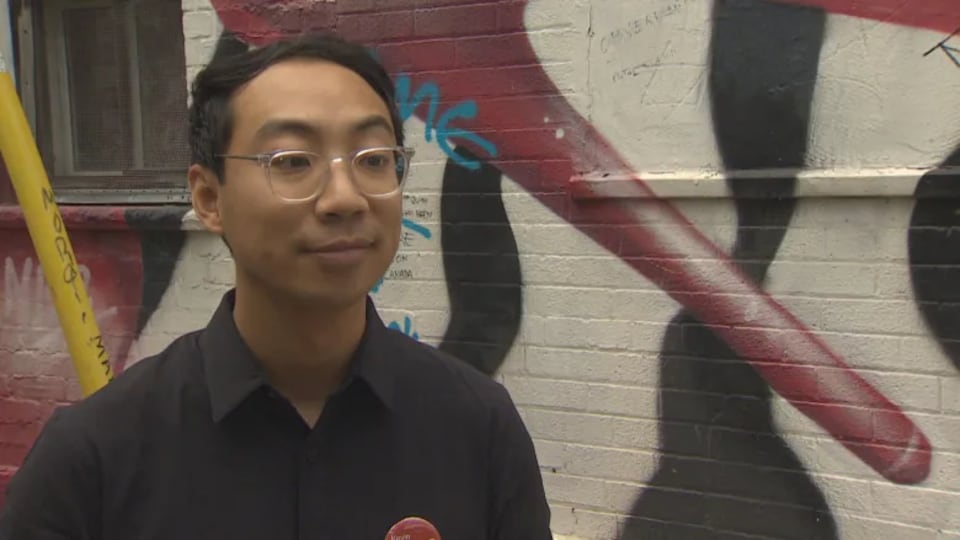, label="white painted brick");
[524,408,659,451]
[183,36,218,69]
[181,0,214,12]
[524,0,589,32]
[505,375,658,418]
[534,439,566,471]
[927,451,960,493]
[559,443,658,484]
[768,262,877,298]
[910,412,960,453]
[524,286,614,319]
[822,226,907,263]
[855,370,942,413]
[182,10,216,39]
[900,337,959,376]
[781,297,919,336]
[874,263,914,299]
[775,227,828,261]
[815,332,902,373]
[535,317,666,352]
[605,289,678,321]
[367,280,448,310]
[871,483,960,530]
[542,472,640,513]
[382,251,445,282]
[528,30,584,65]
[525,347,659,386]
[944,377,960,413]
[836,512,943,540]
[549,504,620,540]
[778,433,878,481]
[512,224,617,256]
[519,255,643,289]
[810,474,873,514]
